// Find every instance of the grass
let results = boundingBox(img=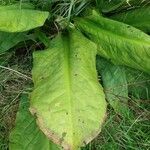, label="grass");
[51,0,90,19]
[84,98,150,150]
[0,45,33,150]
